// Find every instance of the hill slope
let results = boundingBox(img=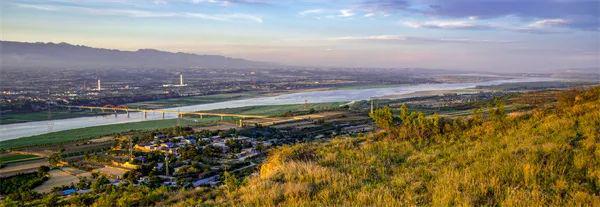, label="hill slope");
[0,41,271,69]
[203,87,599,206]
